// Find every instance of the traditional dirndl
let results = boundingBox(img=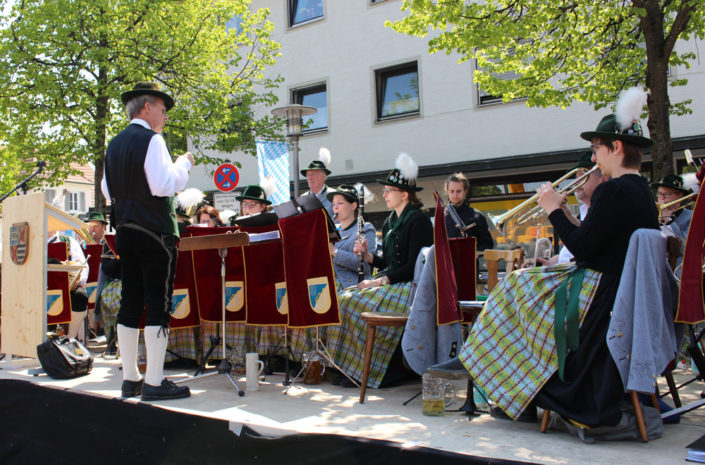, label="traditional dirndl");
[256,326,288,356]
[458,263,601,419]
[326,282,415,388]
